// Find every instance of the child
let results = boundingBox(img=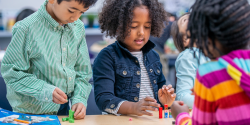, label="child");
[94,0,176,116]
[171,13,209,108]
[15,9,35,23]
[1,0,97,119]
[171,0,250,124]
